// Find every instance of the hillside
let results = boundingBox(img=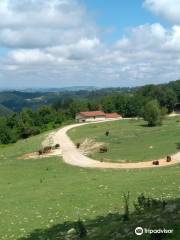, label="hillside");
[0,128,179,239]
[0,104,13,116]
[0,79,180,113]
[0,88,133,112]
[68,117,180,163]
